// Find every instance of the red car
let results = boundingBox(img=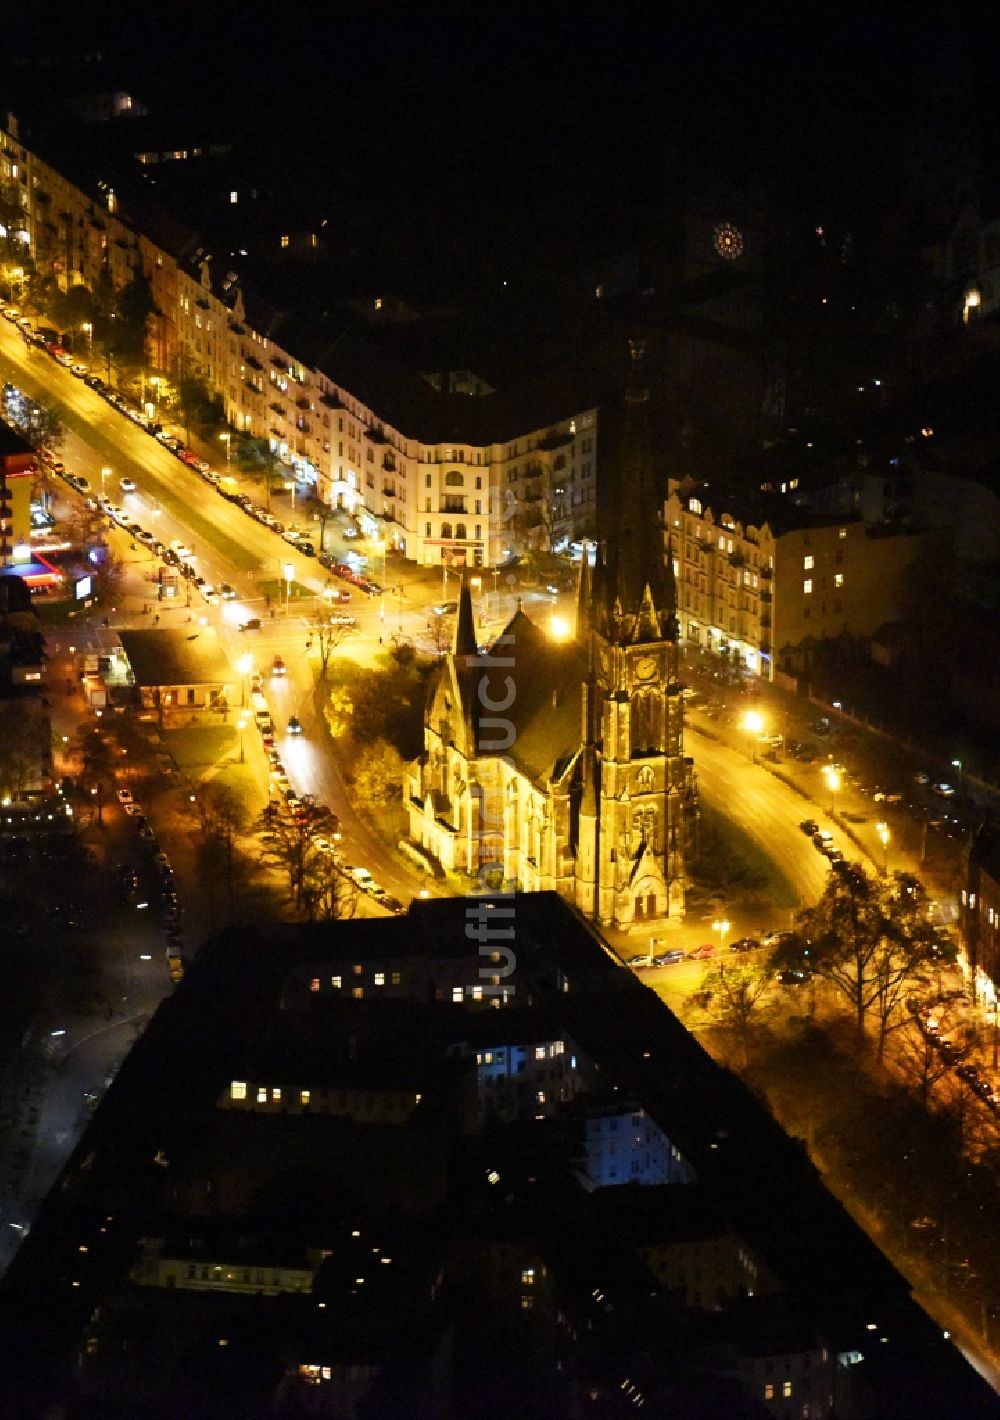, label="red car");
[687,944,717,961]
